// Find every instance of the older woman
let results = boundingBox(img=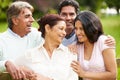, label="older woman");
[15,14,78,80]
[70,11,117,80]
